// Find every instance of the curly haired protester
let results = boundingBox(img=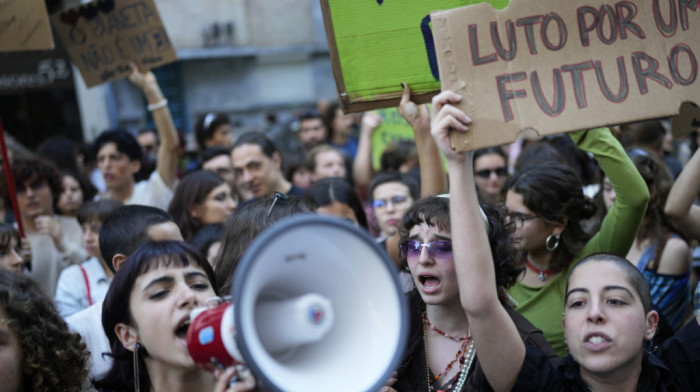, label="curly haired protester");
[0,269,90,391]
